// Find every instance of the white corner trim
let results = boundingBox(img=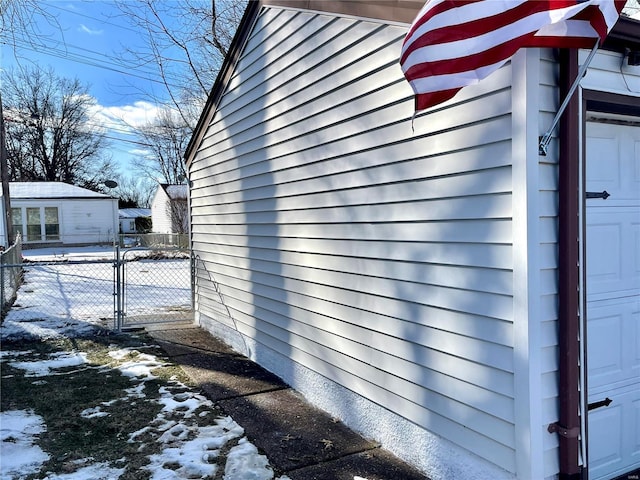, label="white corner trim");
[510,48,547,480]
